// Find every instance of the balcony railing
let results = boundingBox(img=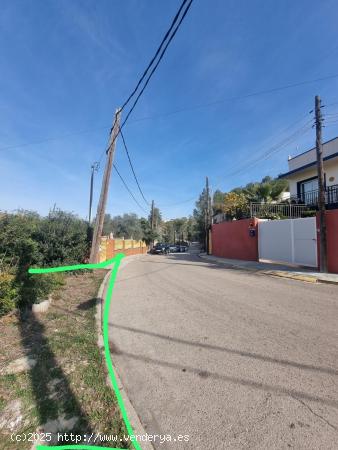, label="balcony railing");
[293,184,338,206]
